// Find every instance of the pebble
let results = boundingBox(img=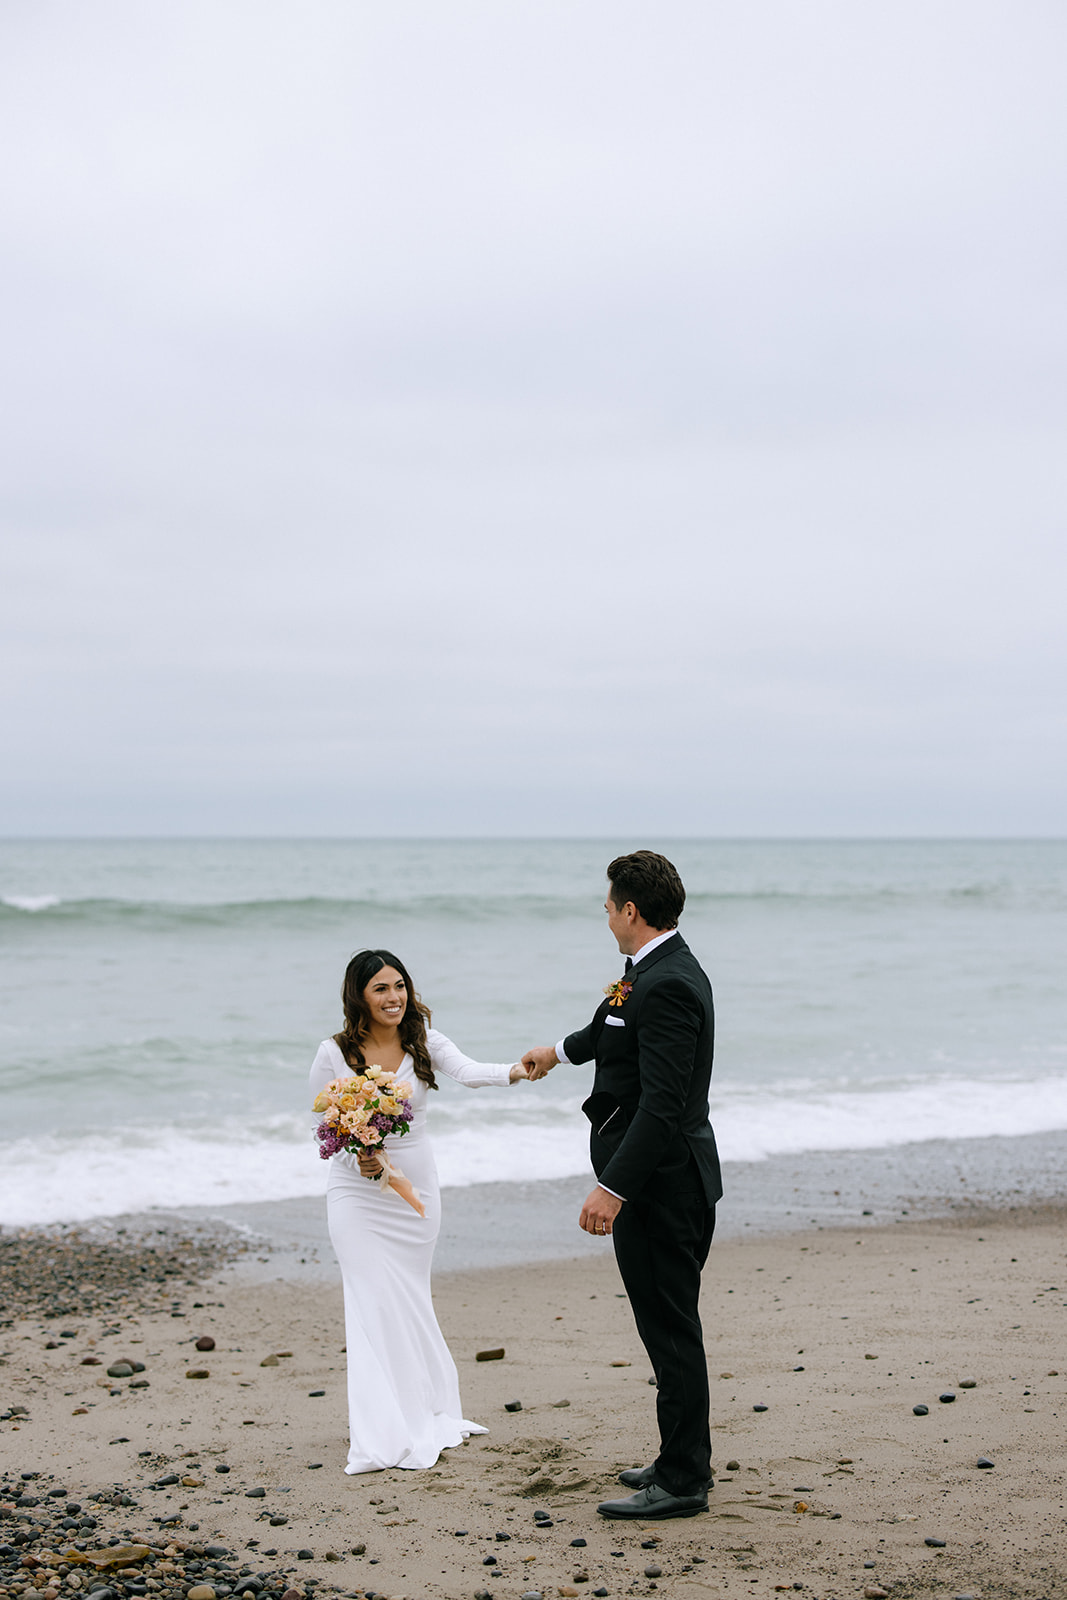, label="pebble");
[185,1369,210,1380]
[959,1377,977,1388]
[924,1537,947,1548]
[214,1463,231,1473]
[476,1347,505,1361]
[504,1399,523,1412]
[245,1489,266,1499]
[644,1565,662,1578]
[307,1390,325,1398]
[195,1336,216,1352]
[753,1403,769,1412]
[976,1457,995,1469]
[0,1222,238,1319]
[186,1587,216,1600]
[106,1363,134,1378]
[552,1399,570,1407]
[726,1459,741,1471]
[939,1391,956,1404]
[570,1538,587,1547]
[863,1589,887,1599]
[295,1550,313,1561]
[913,1404,929,1415]
[259,1356,279,1367]
[521,1592,544,1599]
